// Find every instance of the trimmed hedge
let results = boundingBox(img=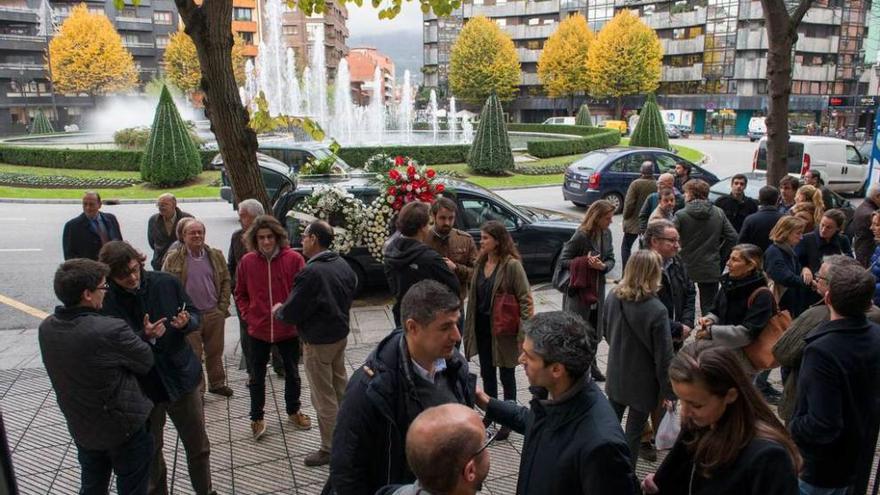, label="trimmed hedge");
[515,163,569,175]
[0,145,216,171]
[338,144,470,168]
[506,124,620,158]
